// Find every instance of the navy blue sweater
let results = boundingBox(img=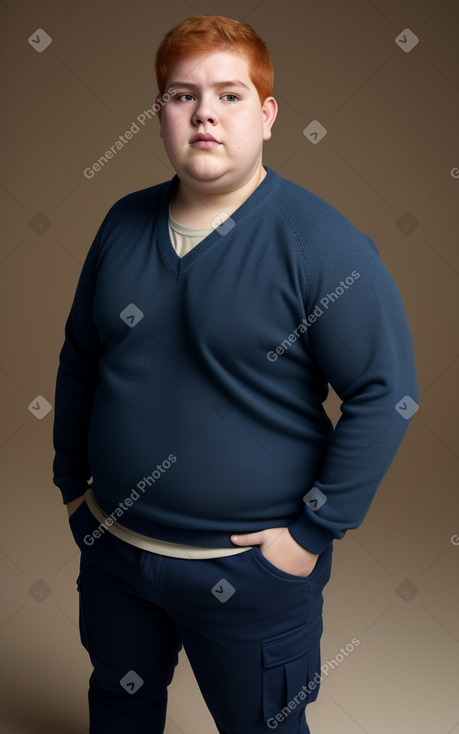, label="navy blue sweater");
[53,167,418,554]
